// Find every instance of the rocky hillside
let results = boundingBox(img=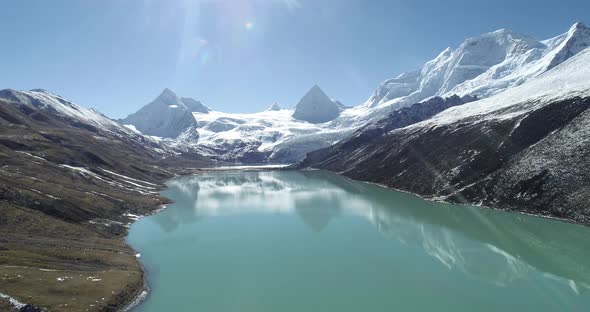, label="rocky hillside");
[299,47,590,224]
[306,95,477,159]
[0,90,213,311]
